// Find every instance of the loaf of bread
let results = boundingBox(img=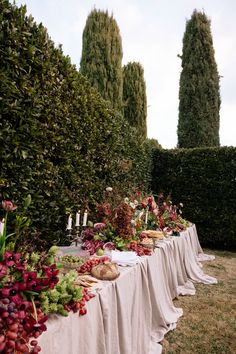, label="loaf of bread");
[140,237,154,248]
[142,230,165,239]
[91,262,120,280]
